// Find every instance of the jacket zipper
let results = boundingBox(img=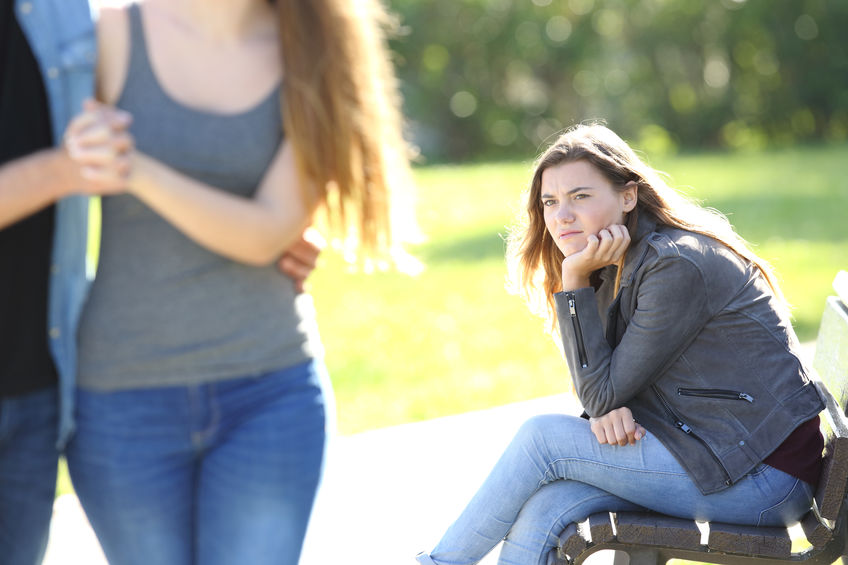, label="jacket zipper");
[677,388,754,403]
[566,292,588,368]
[652,386,733,486]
